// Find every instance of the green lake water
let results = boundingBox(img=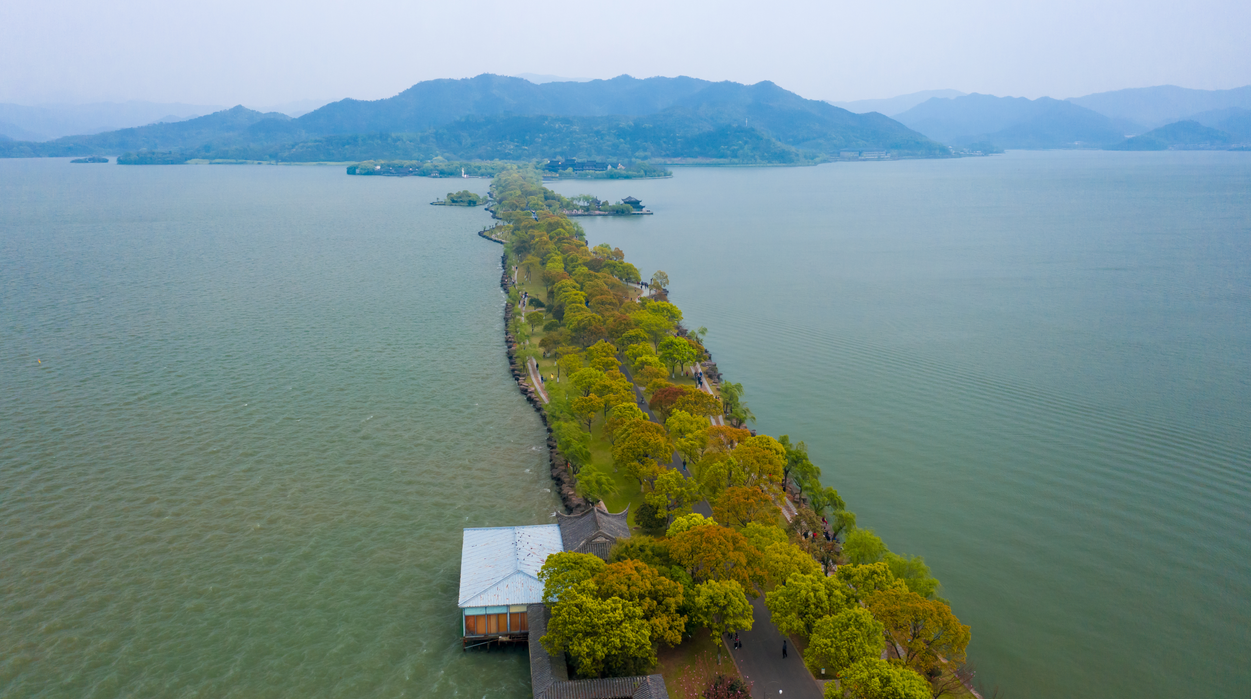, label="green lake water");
[1,152,1248,698]
[553,151,1251,699]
